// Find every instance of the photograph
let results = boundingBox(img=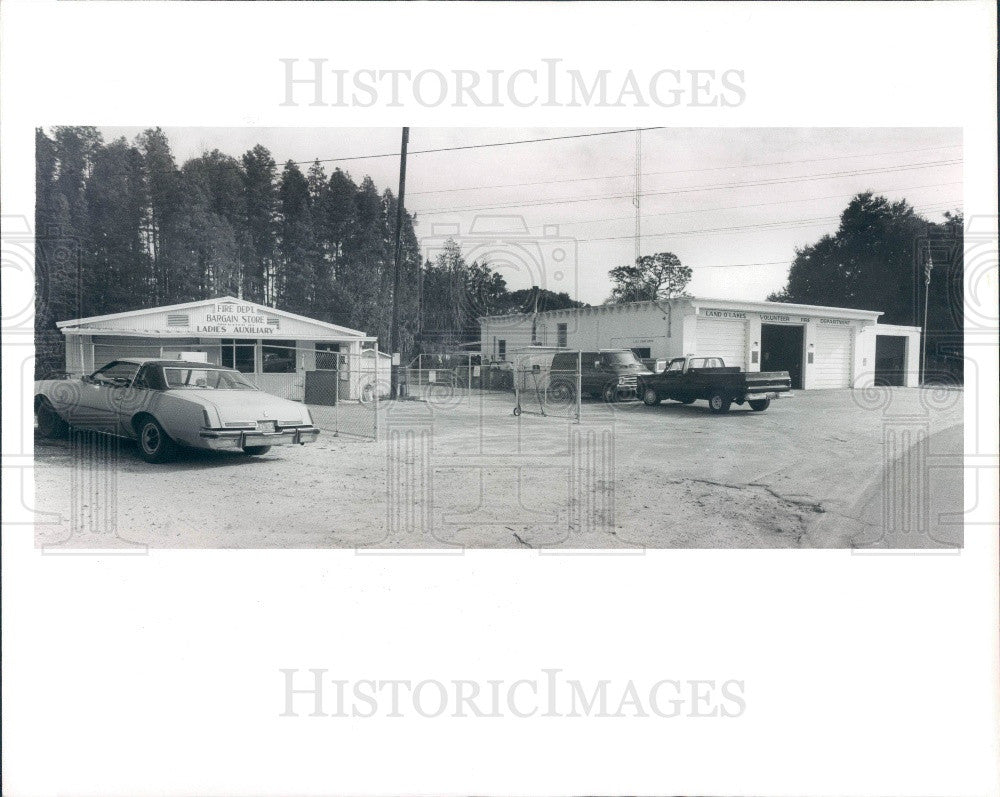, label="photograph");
[3,2,997,796]
[32,126,965,550]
